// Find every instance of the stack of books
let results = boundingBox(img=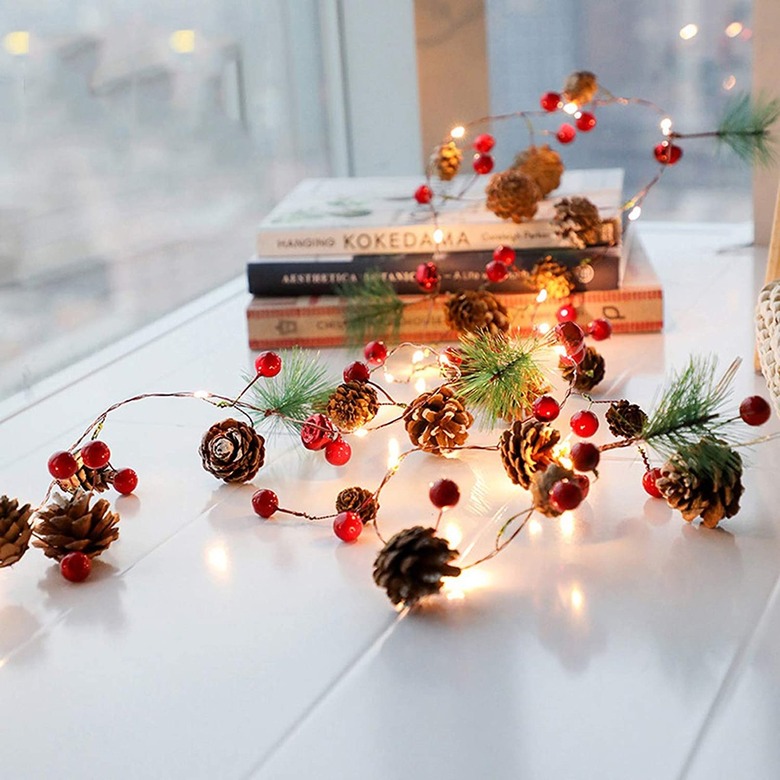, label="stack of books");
[246,171,663,349]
